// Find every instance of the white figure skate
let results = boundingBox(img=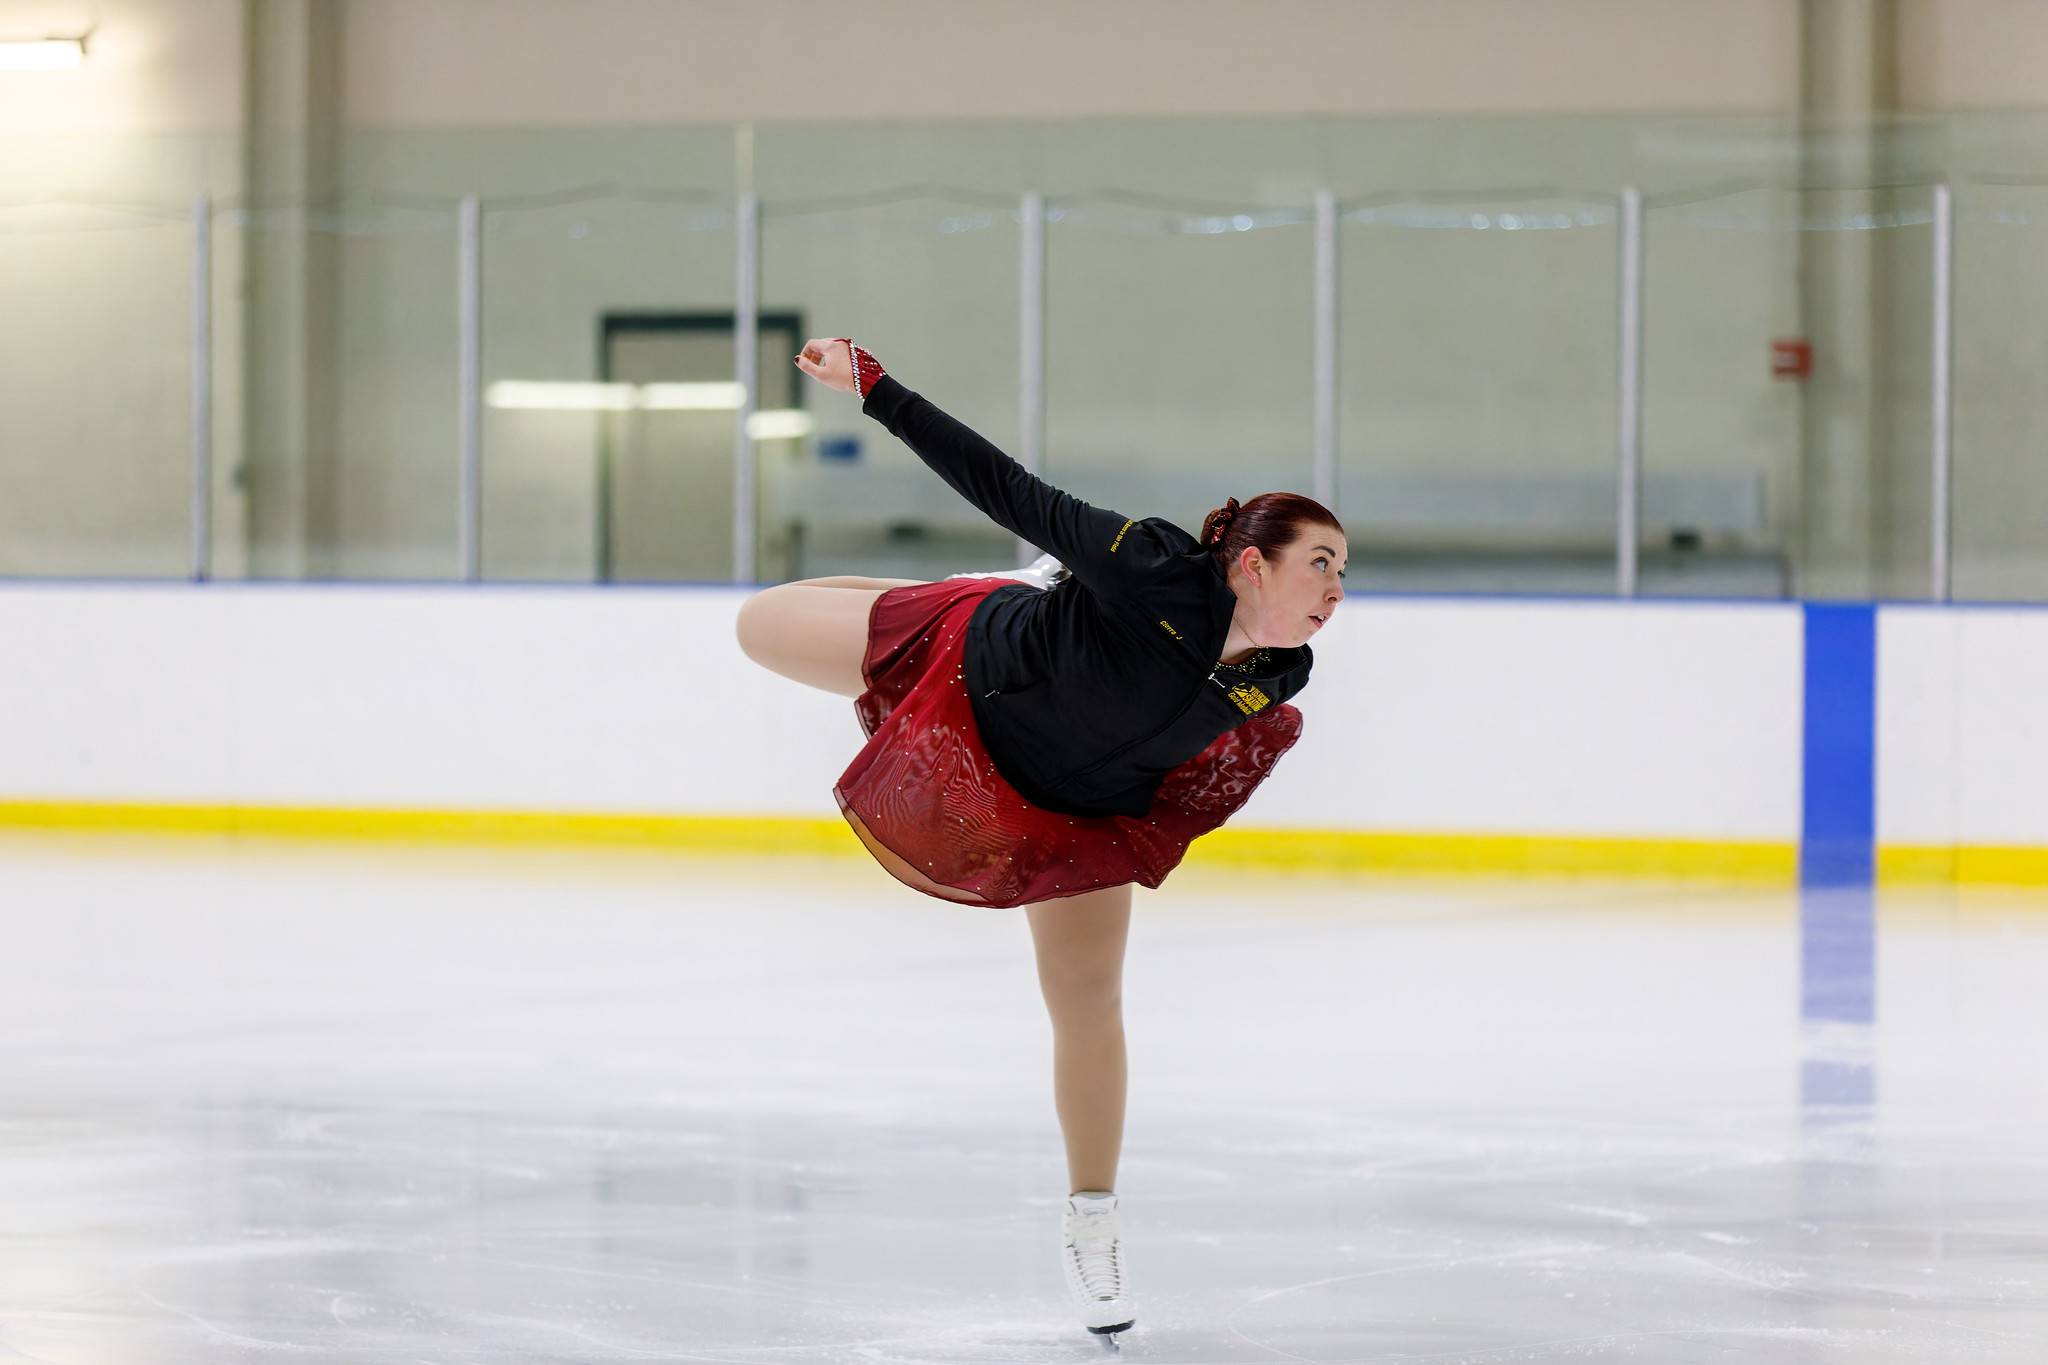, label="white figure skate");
[1061,1191,1135,1336]
[948,552,1069,591]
